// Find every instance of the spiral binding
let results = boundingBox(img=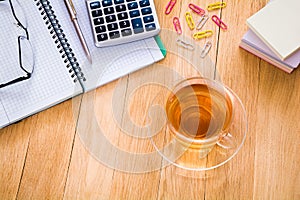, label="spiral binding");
[35,0,86,82]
